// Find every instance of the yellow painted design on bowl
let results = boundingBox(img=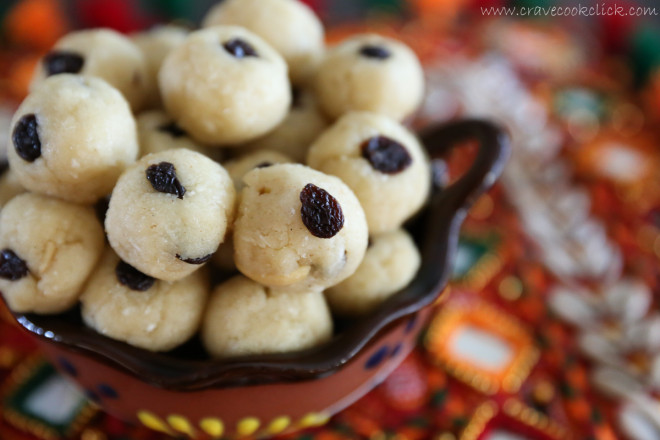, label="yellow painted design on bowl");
[167,415,194,436]
[299,412,330,428]
[137,411,172,434]
[237,417,260,436]
[267,416,291,434]
[199,418,224,438]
